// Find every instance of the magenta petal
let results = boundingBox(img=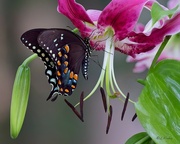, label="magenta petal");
[126,48,158,72]
[168,0,180,9]
[119,12,180,56]
[115,42,155,57]
[58,0,94,27]
[97,0,149,40]
[129,13,180,45]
